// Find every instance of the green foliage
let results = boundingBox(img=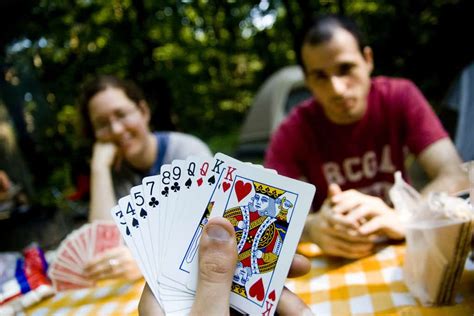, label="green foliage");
[1,0,473,205]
